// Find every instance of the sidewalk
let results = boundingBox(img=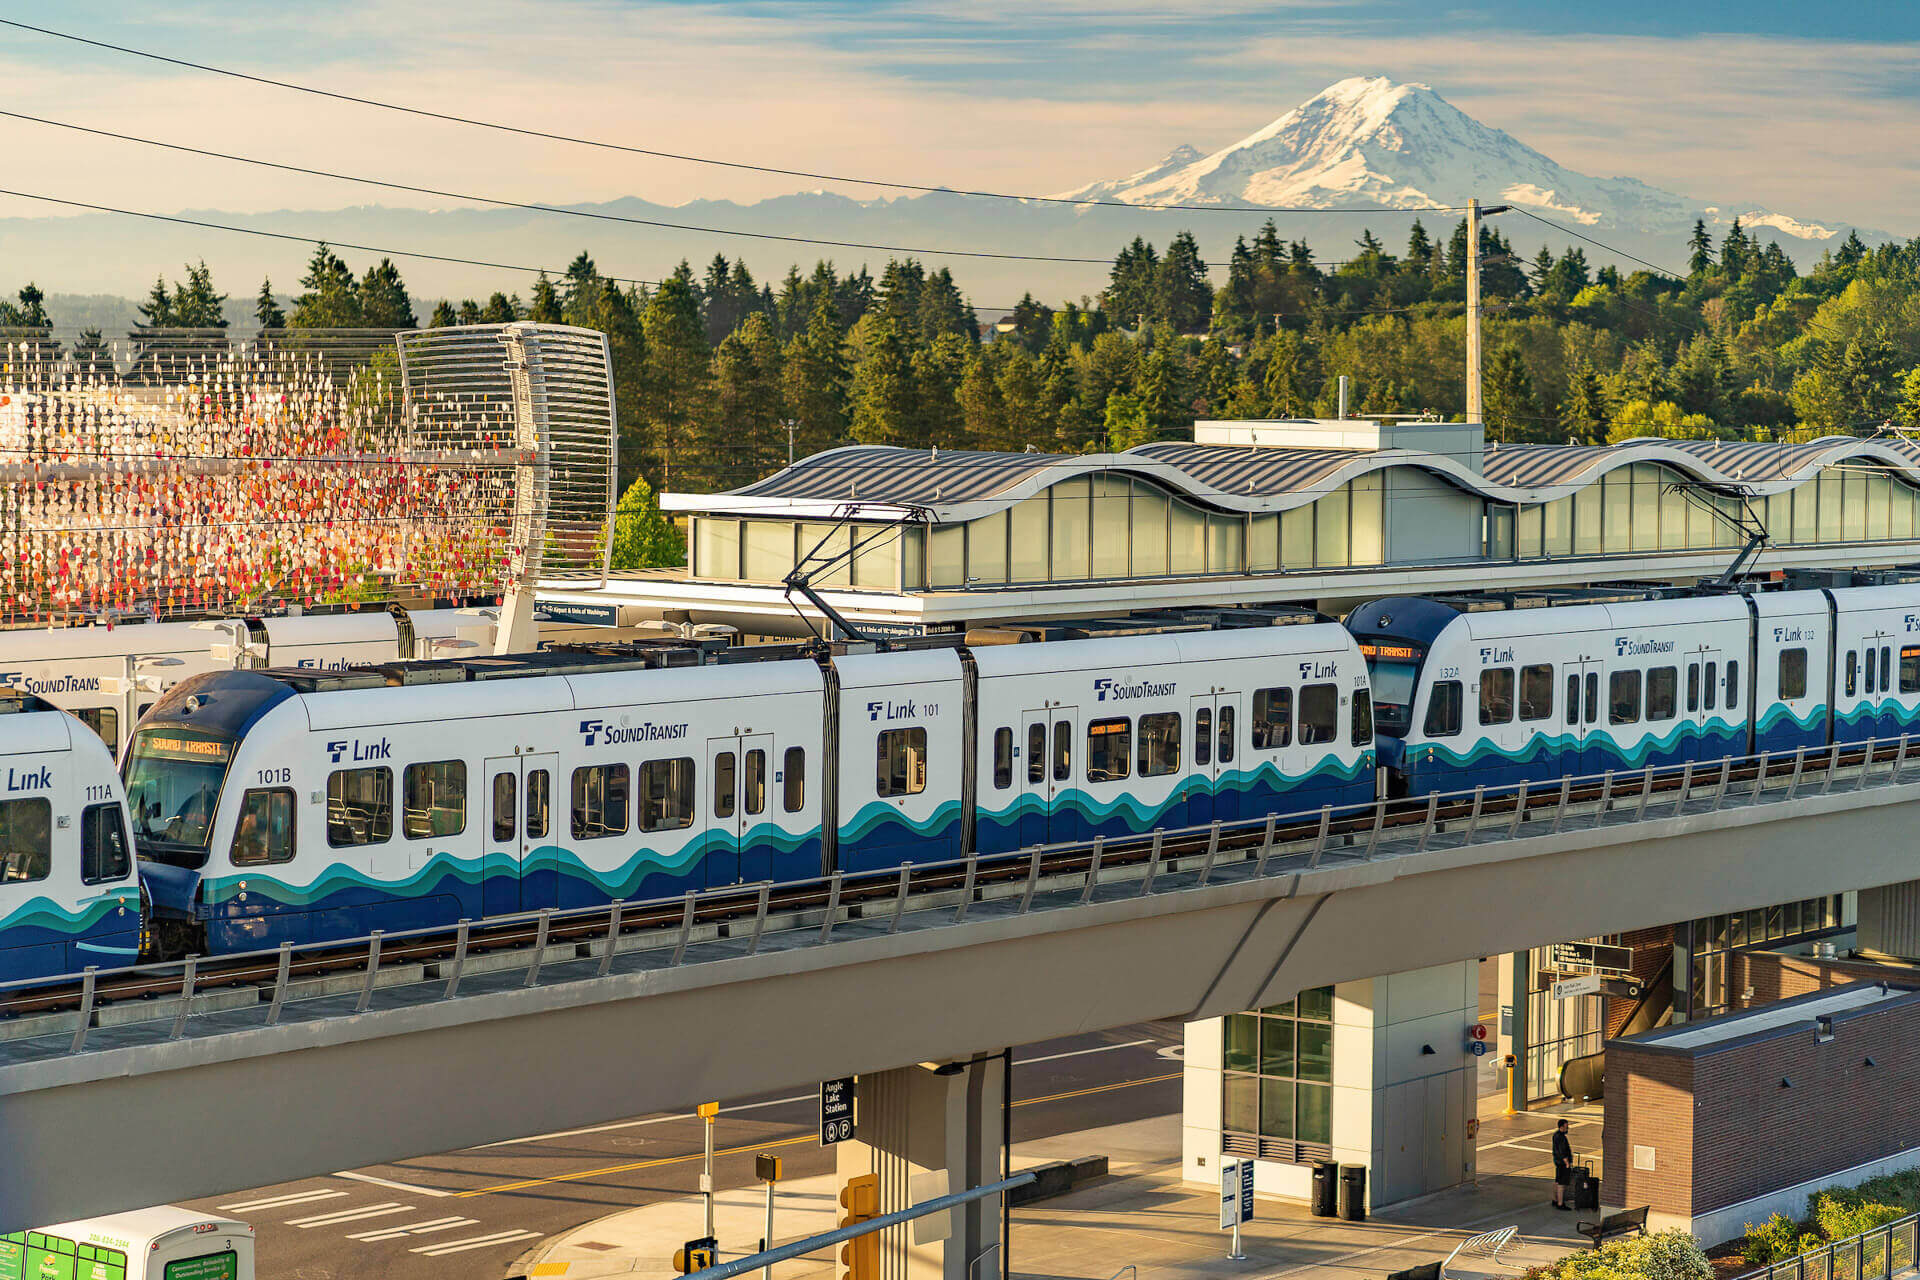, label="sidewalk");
[510,1110,1597,1280]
